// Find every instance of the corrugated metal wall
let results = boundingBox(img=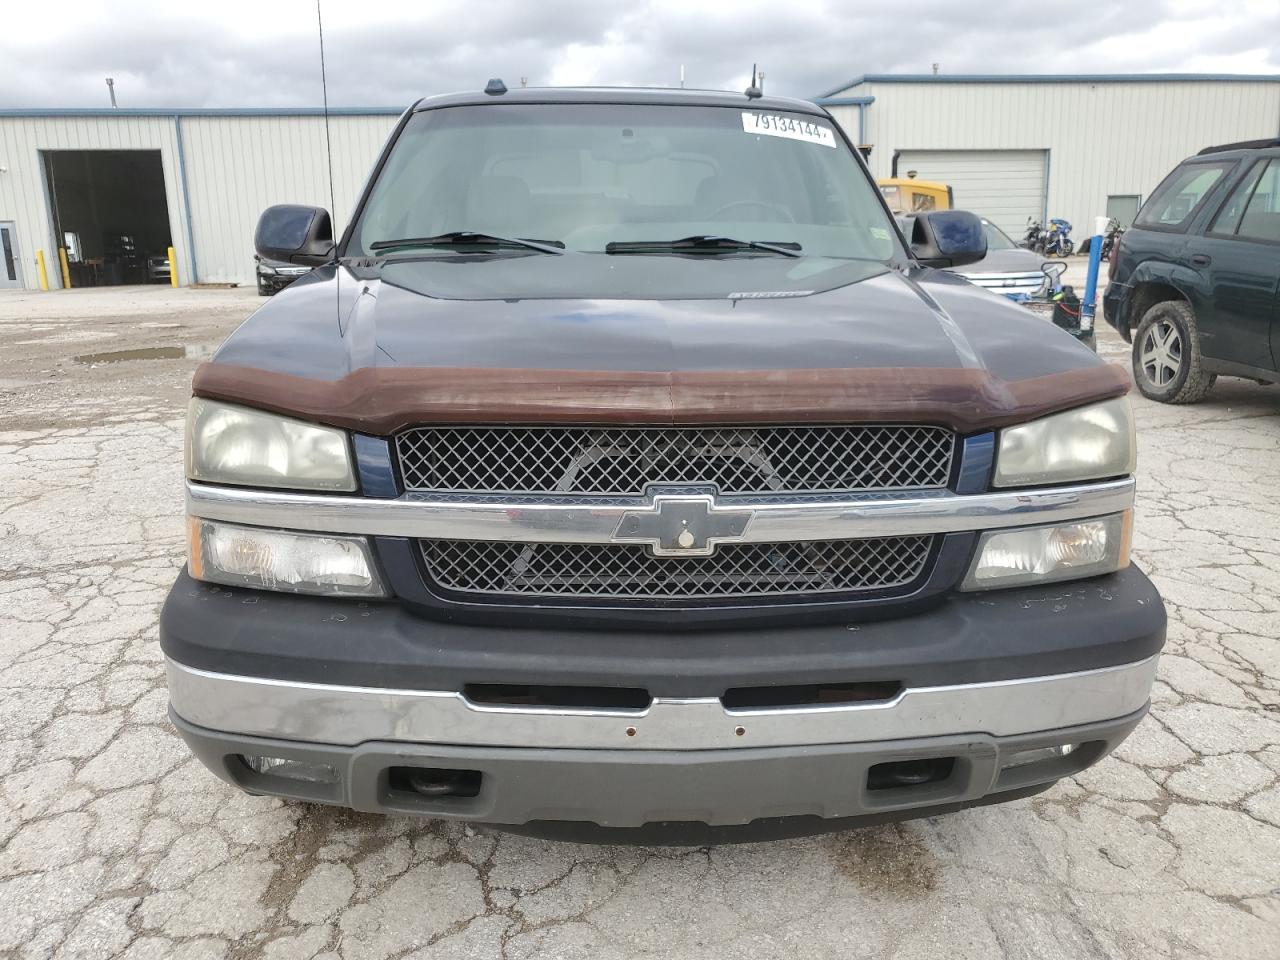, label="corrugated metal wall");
[826,80,1280,237]
[181,115,399,283]
[0,111,399,289]
[0,115,185,290]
